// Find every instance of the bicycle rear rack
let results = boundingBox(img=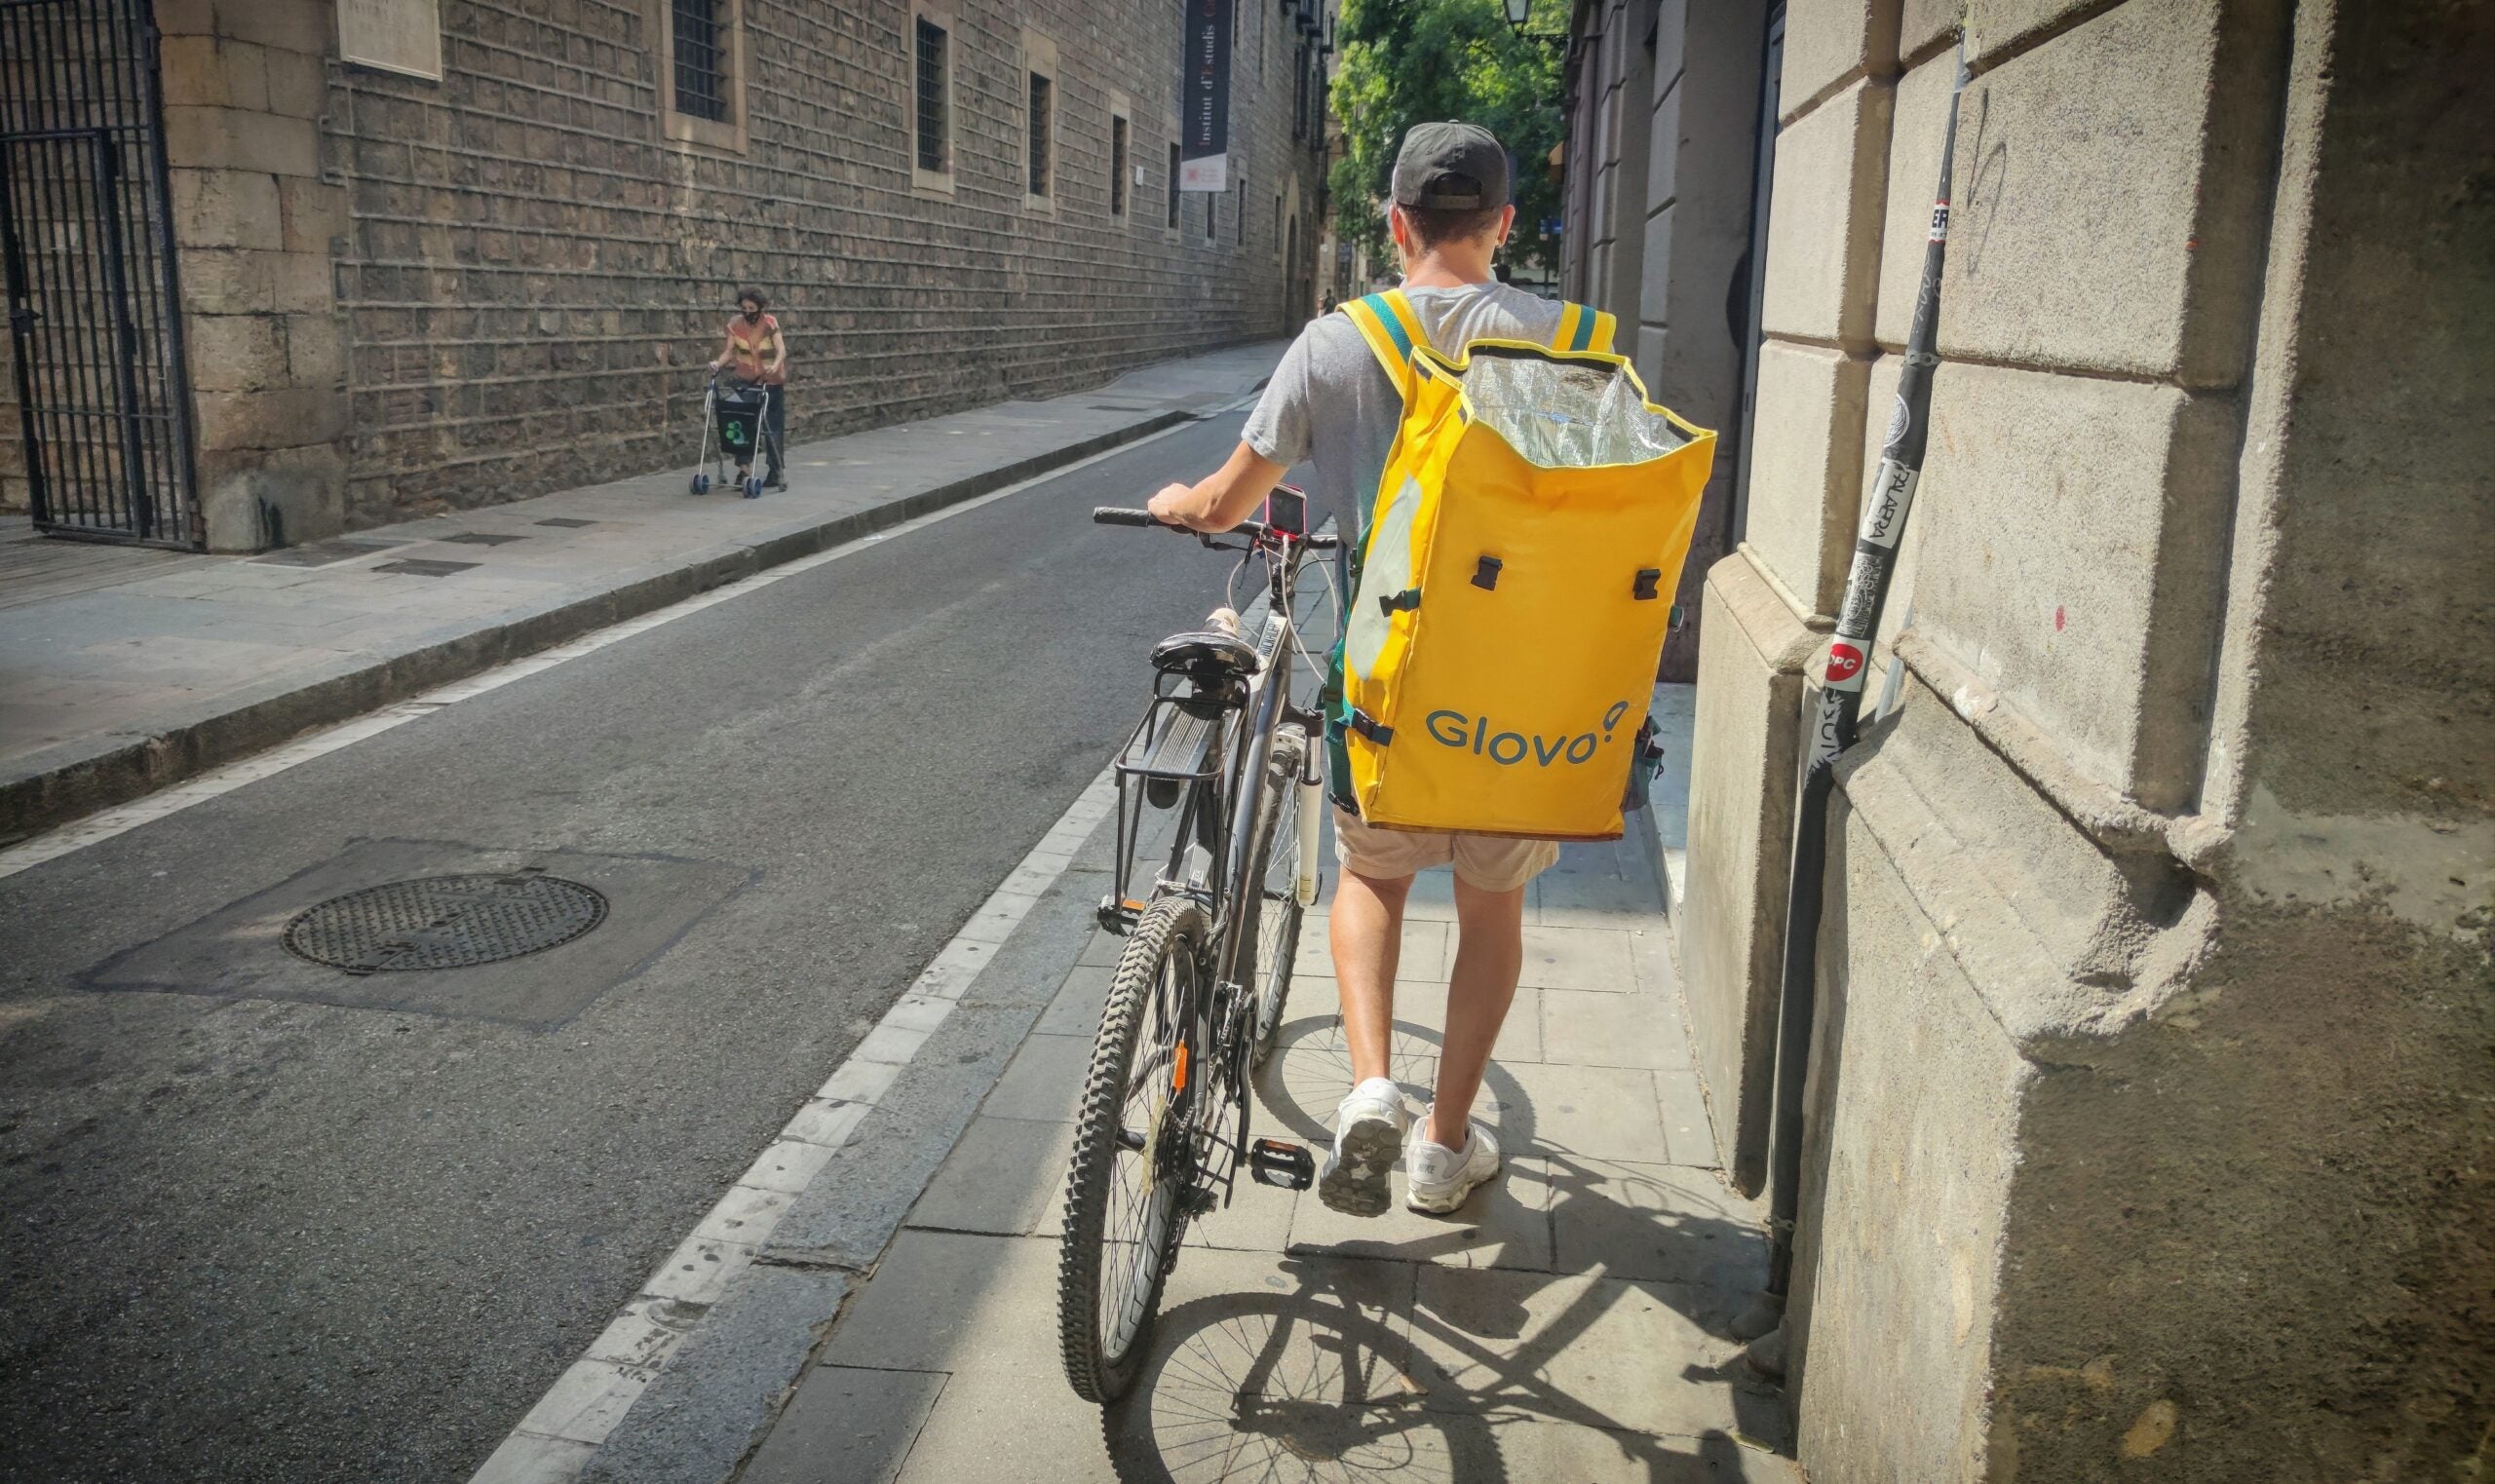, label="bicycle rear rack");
[1097,680,1235,933]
